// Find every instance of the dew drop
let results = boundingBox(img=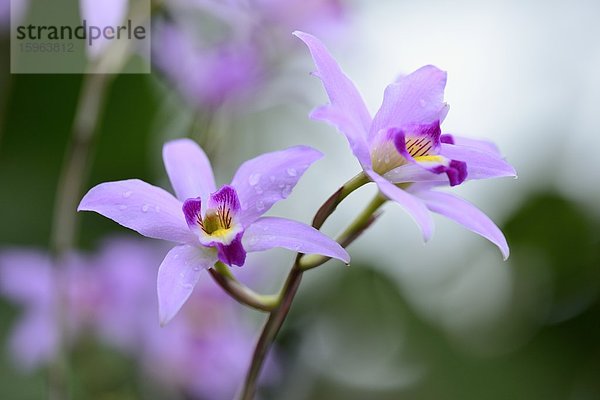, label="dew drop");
[278,182,286,189]
[179,272,185,278]
[249,173,261,186]
[286,168,297,177]
[122,191,132,198]
[256,200,265,211]
[384,154,390,164]
[282,185,292,197]
[193,266,200,272]
[419,98,426,107]
[142,204,150,213]
[255,185,264,194]
[181,283,194,290]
